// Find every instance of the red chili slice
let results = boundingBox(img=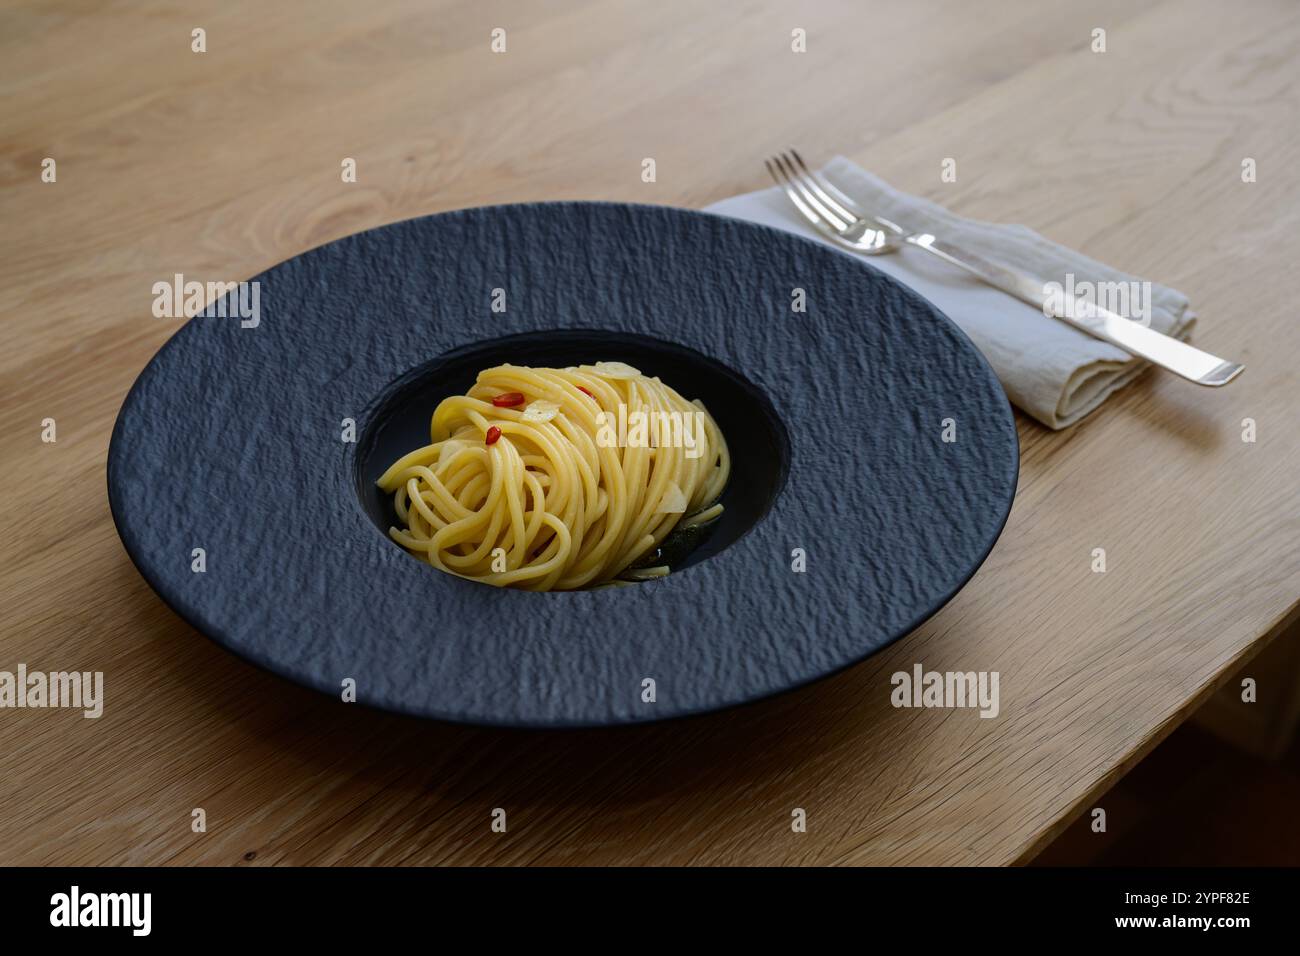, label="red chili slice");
[485,426,502,445]
[577,386,594,398]
[491,392,525,407]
